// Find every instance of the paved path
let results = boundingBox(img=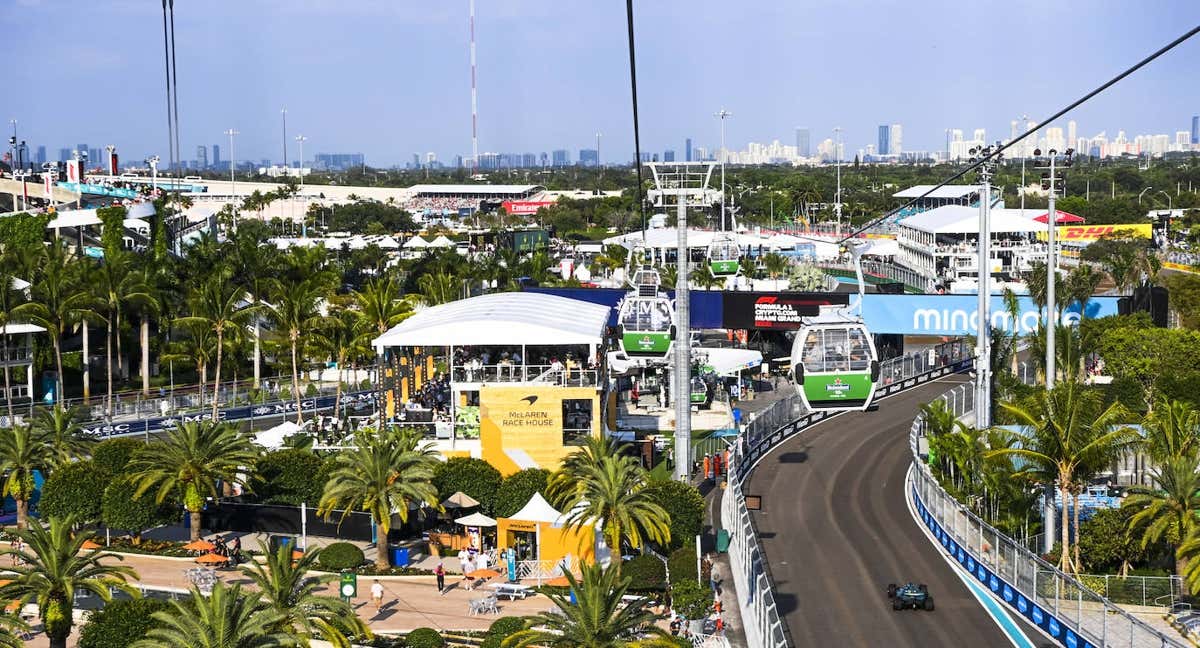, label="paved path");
[745,377,1025,647]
